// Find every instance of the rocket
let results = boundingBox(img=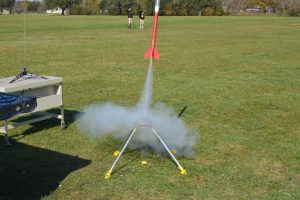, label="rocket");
[144,0,160,61]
